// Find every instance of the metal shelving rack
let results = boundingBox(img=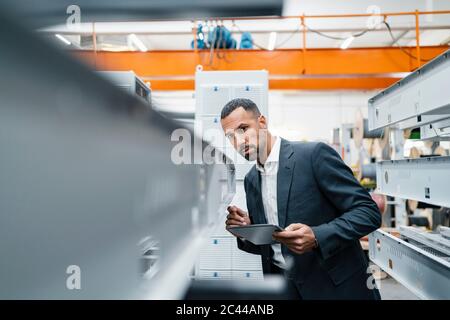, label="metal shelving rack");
[368,50,450,130]
[368,49,450,300]
[369,229,450,299]
[376,156,450,208]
